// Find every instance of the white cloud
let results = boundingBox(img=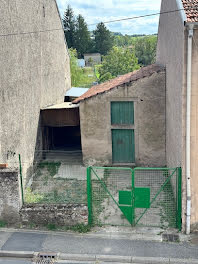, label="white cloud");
[56,0,162,34]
